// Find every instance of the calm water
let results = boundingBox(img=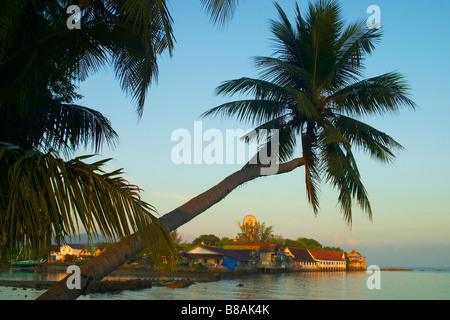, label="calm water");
[0,267,449,300]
